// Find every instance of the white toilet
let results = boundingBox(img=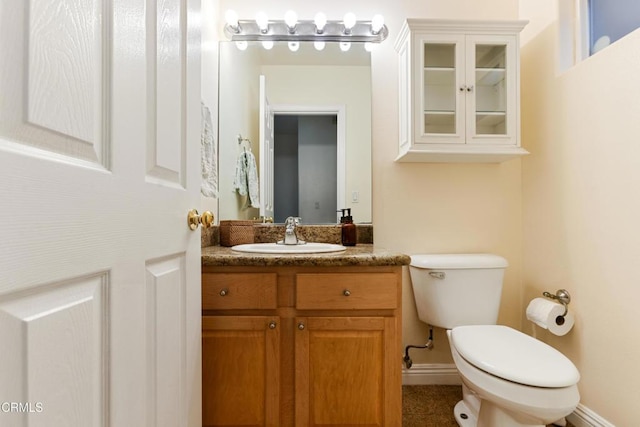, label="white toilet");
[409,254,580,427]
